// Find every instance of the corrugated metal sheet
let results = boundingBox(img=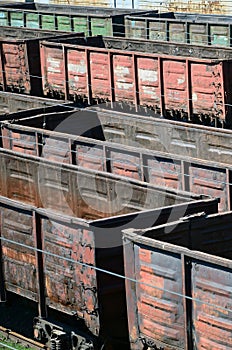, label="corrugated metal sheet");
[192,261,232,349]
